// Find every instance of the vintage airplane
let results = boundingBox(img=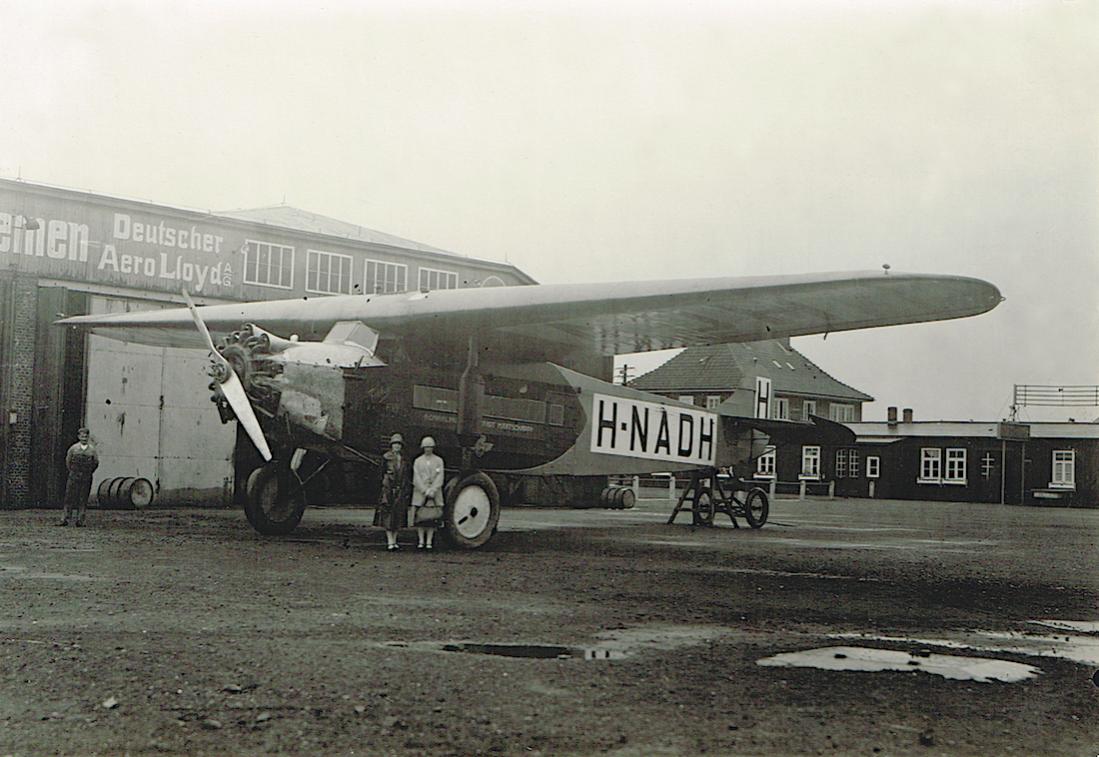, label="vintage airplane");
[58,270,1002,547]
